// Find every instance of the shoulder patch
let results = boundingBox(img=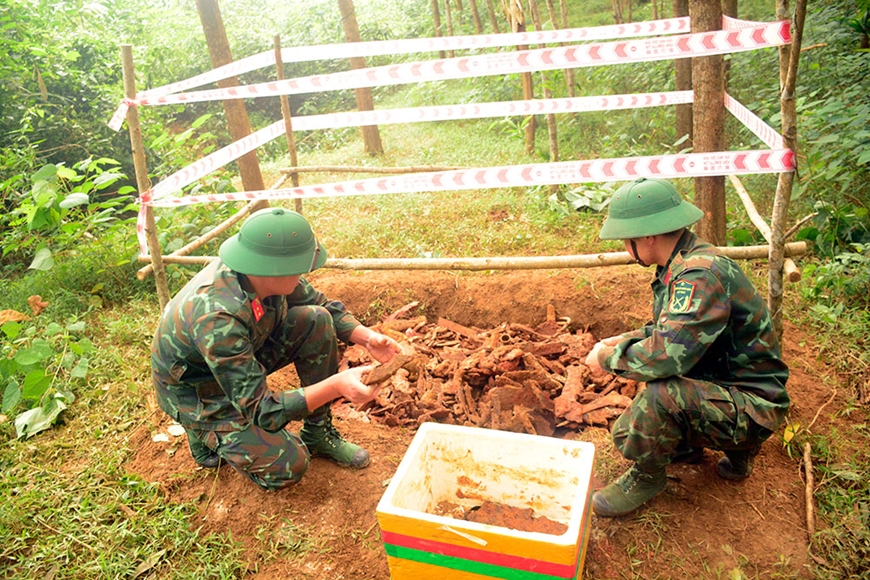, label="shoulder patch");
[668,280,696,314]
